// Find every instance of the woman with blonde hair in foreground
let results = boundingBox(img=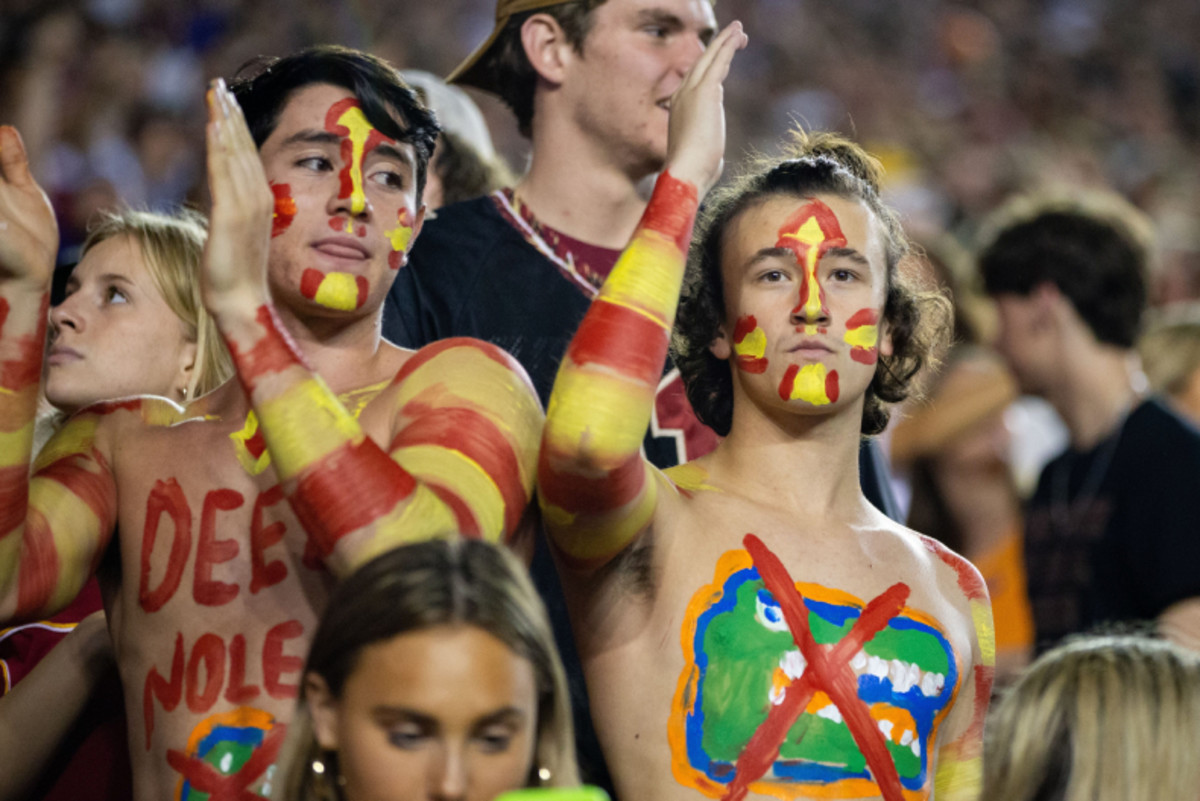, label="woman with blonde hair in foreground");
[274,538,580,801]
[983,633,1200,801]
